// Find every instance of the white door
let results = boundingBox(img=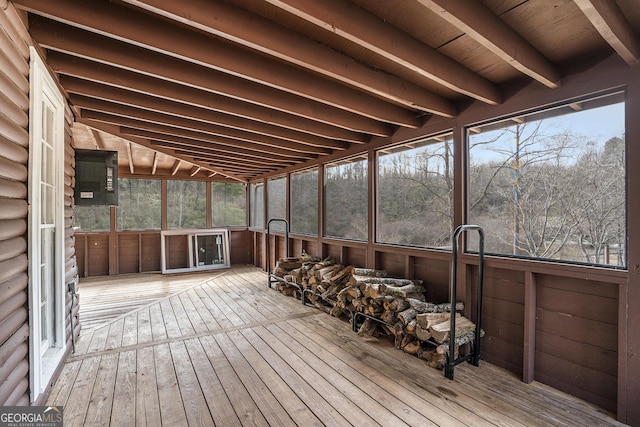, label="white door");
[29,47,66,402]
